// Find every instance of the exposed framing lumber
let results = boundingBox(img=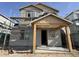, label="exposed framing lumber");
[65,26,73,52]
[33,24,36,53]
